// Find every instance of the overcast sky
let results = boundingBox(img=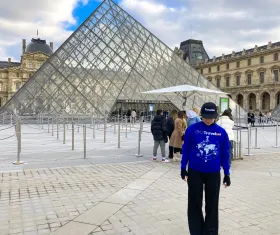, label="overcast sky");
[1,0,280,61]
